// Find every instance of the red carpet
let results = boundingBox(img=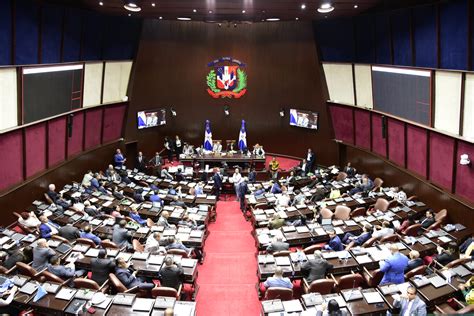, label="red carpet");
[196,199,261,315]
[265,155,301,171]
